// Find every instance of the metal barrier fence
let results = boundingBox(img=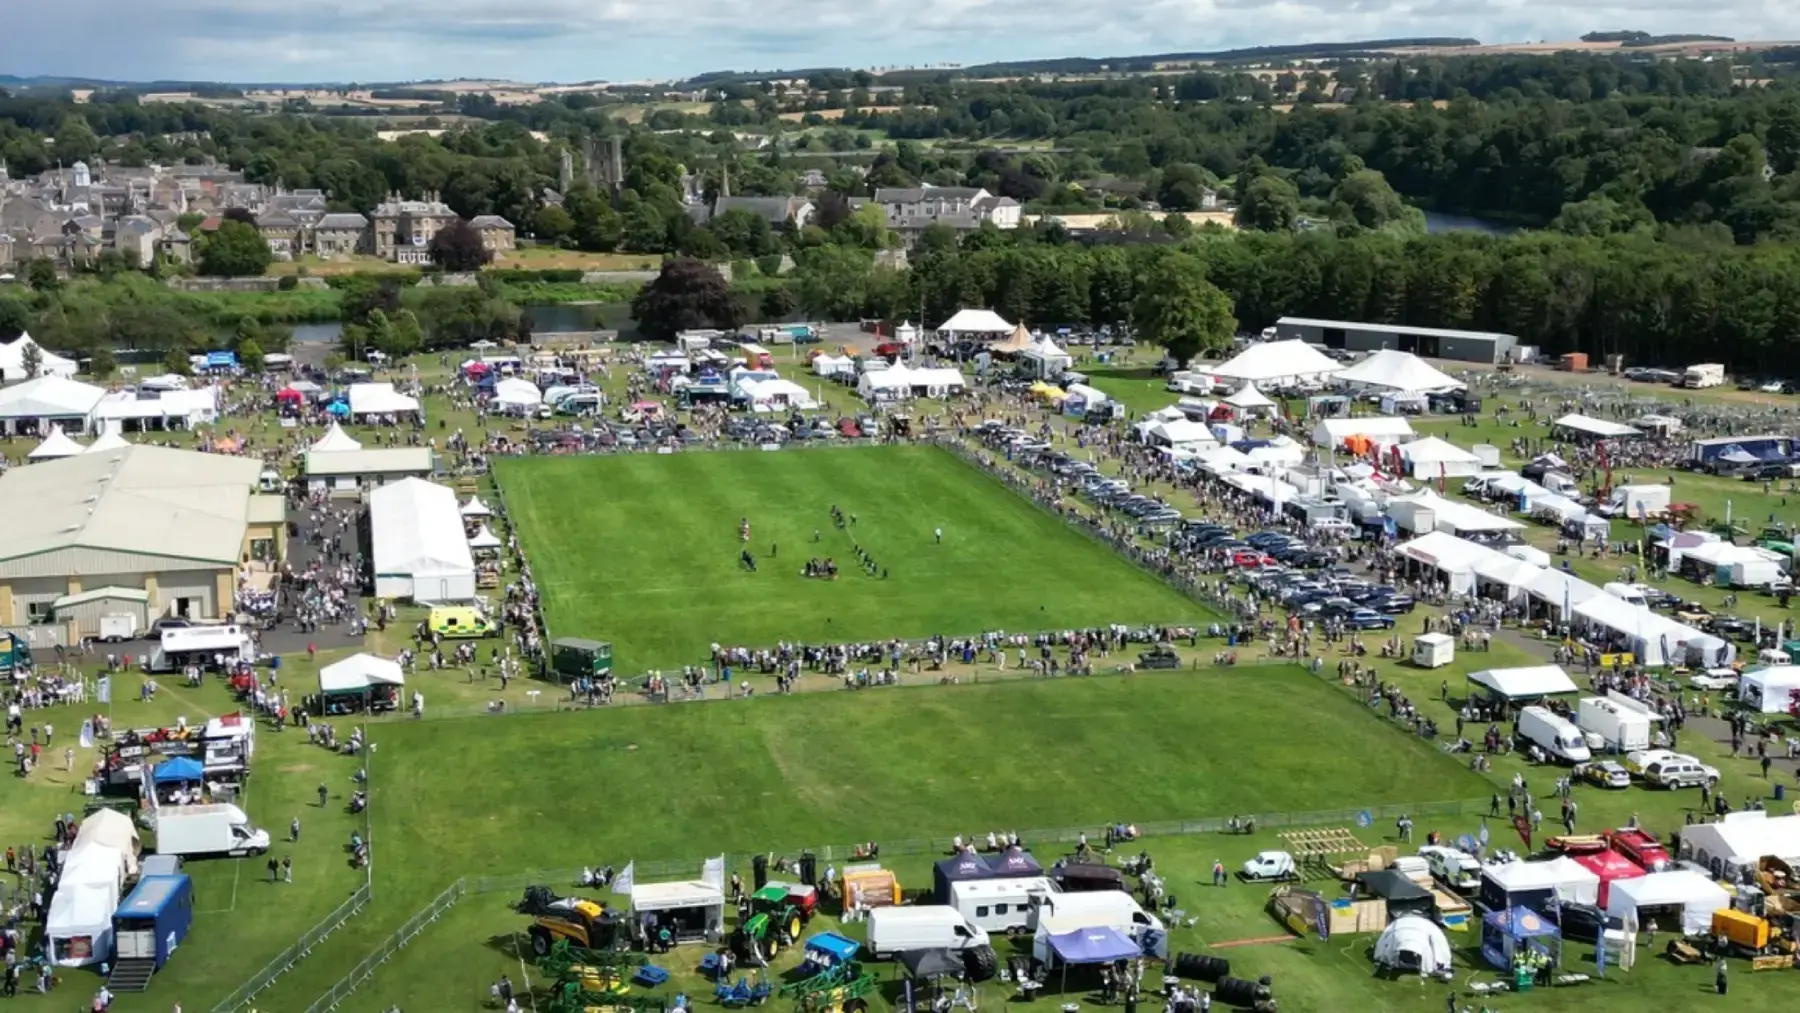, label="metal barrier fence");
[298,796,1488,1011]
[210,742,377,1013]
